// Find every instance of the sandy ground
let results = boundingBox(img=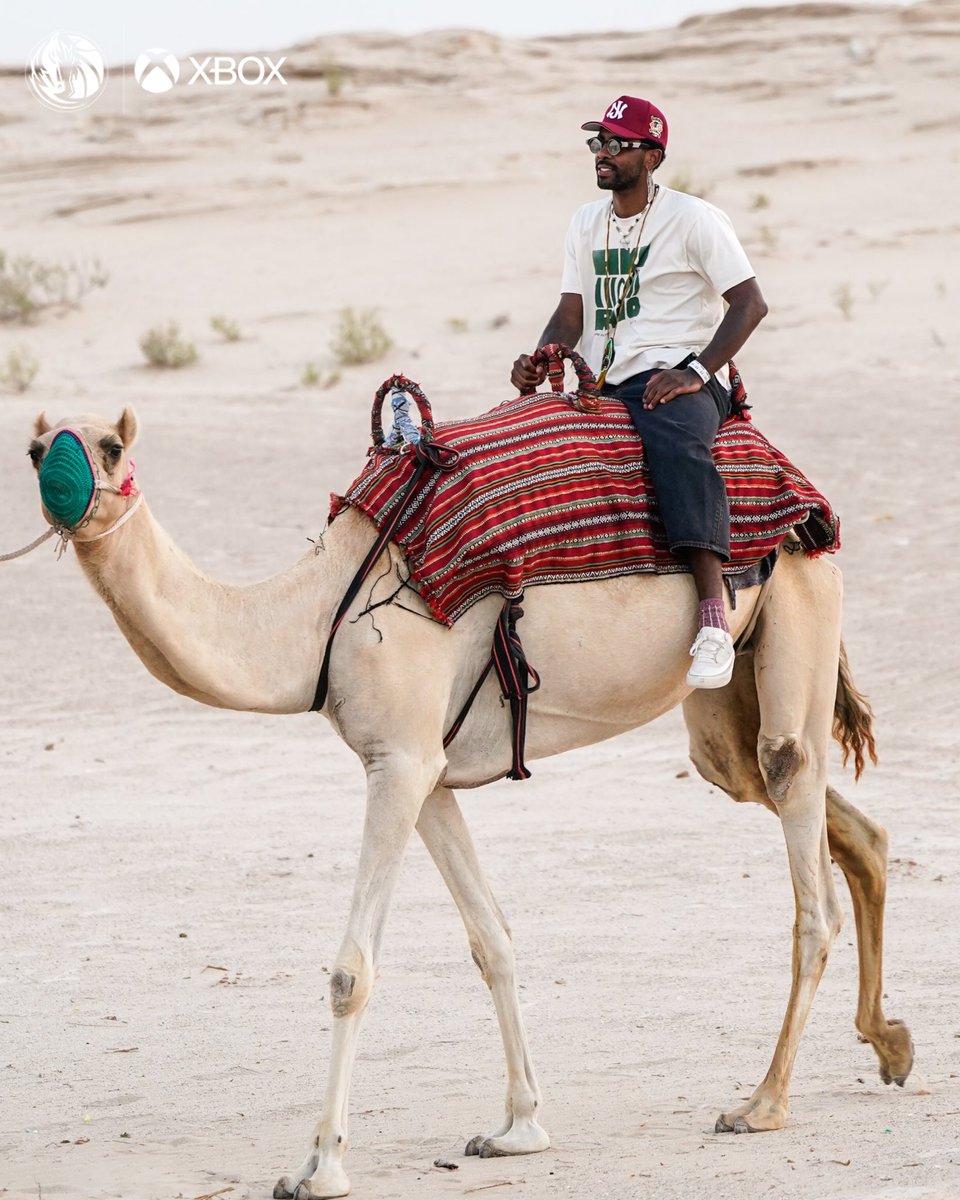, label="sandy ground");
[2,3,960,1198]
